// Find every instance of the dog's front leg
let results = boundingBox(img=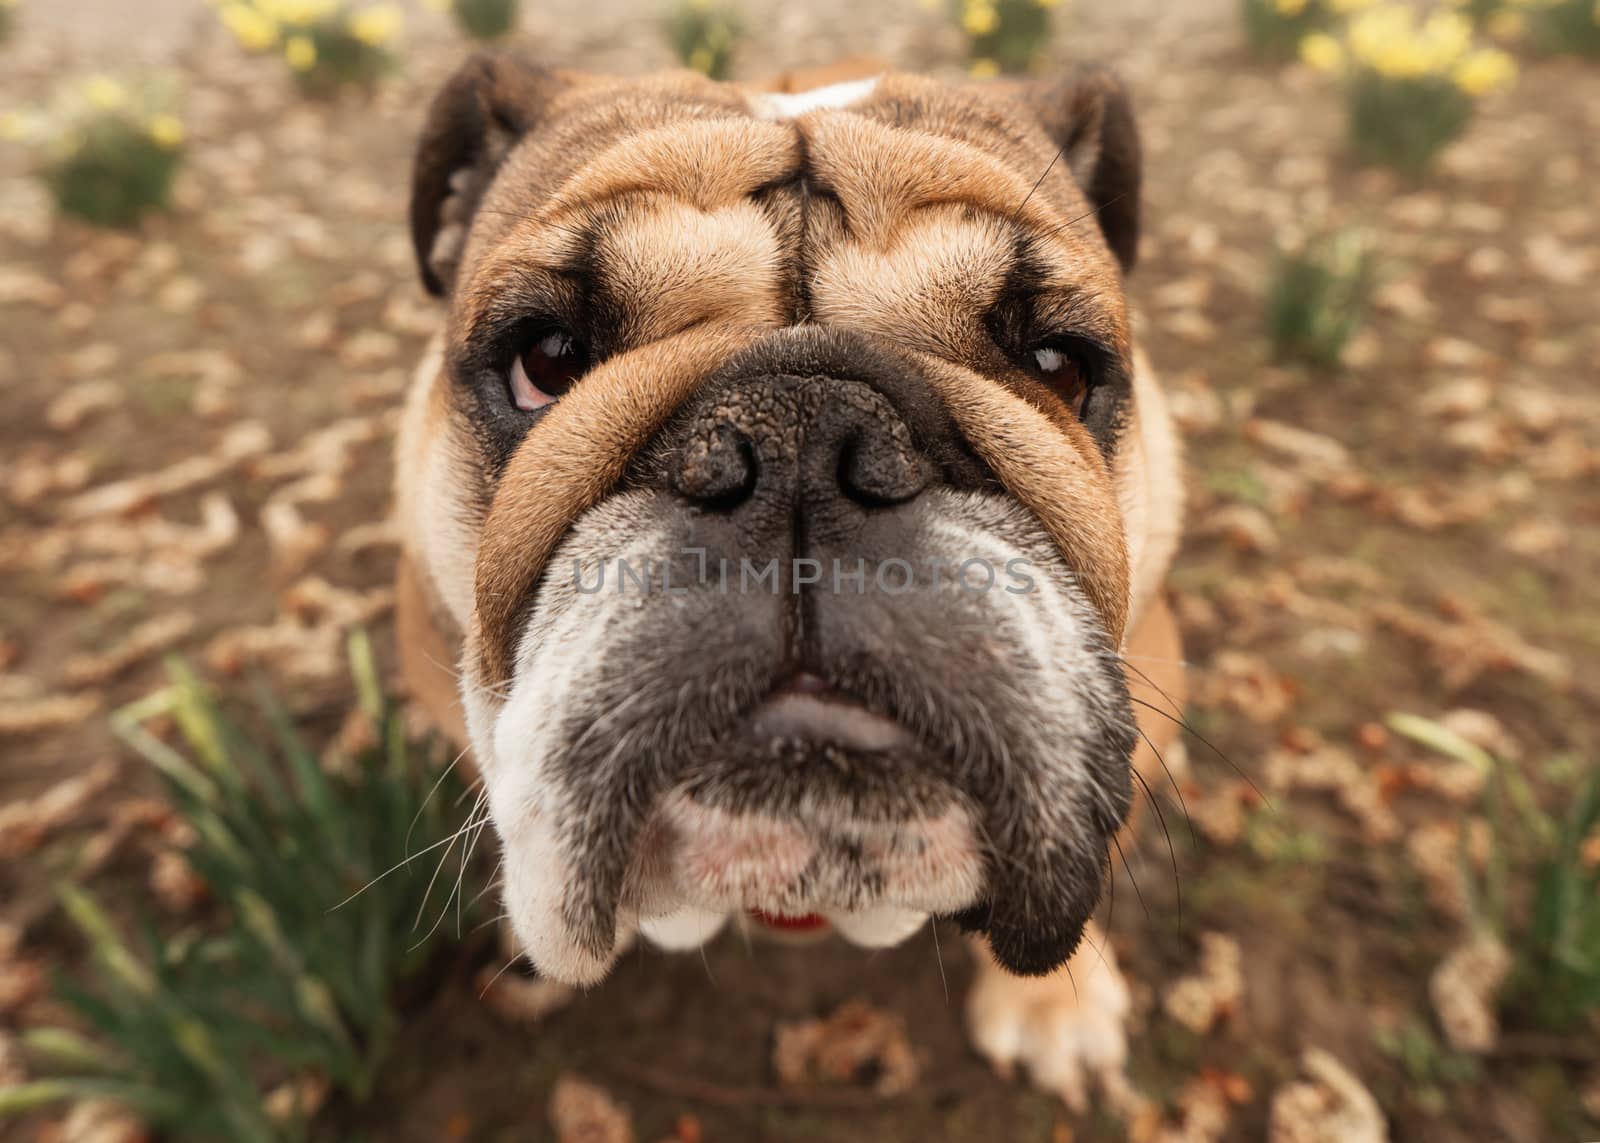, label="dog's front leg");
[965,922,1142,1116]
